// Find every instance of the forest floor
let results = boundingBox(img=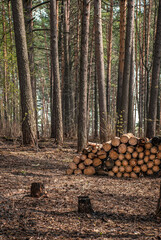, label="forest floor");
[0,137,161,240]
